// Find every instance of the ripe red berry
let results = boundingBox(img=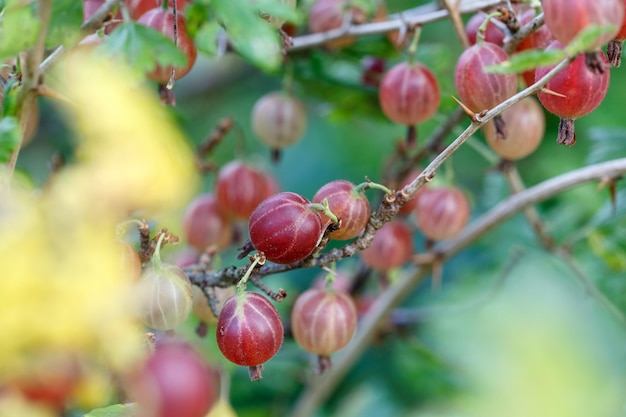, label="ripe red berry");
[290,288,358,373]
[361,56,386,87]
[251,92,307,151]
[137,8,197,83]
[182,194,233,252]
[131,341,216,417]
[536,41,610,146]
[216,292,284,381]
[379,62,440,126]
[308,0,363,48]
[125,0,187,20]
[312,180,370,241]
[465,12,505,46]
[215,161,279,221]
[483,97,545,160]
[360,220,414,270]
[454,43,517,113]
[542,0,624,51]
[414,187,470,241]
[137,263,194,330]
[248,192,324,264]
